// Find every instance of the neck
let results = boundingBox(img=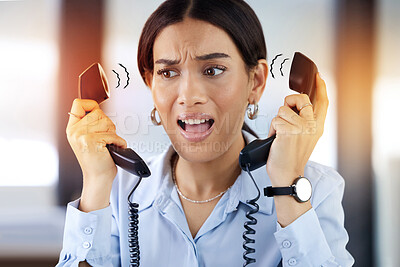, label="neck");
[174,132,245,200]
